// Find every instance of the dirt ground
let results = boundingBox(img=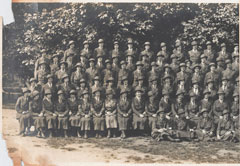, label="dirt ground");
[2,105,240,166]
